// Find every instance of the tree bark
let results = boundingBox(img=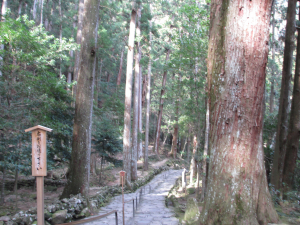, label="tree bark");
[269,2,276,114]
[187,126,191,164]
[18,0,23,17]
[199,0,278,224]
[189,135,197,184]
[138,66,143,159]
[282,7,300,193]
[61,0,100,199]
[123,7,137,184]
[154,49,170,156]
[1,166,5,204]
[0,0,7,77]
[32,0,38,21]
[170,76,180,159]
[271,0,297,191]
[72,0,85,101]
[39,0,44,26]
